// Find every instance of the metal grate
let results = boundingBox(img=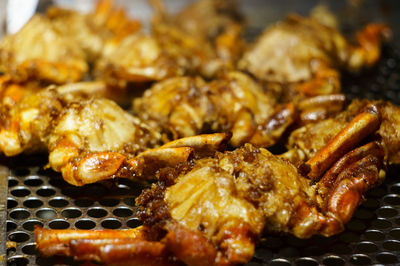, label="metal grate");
[4,45,400,266]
